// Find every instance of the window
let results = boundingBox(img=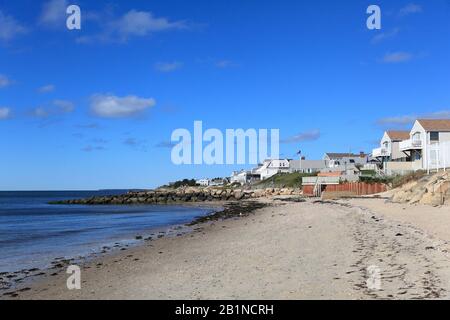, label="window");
[430,132,439,142]
[349,159,355,164]
[414,151,421,160]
